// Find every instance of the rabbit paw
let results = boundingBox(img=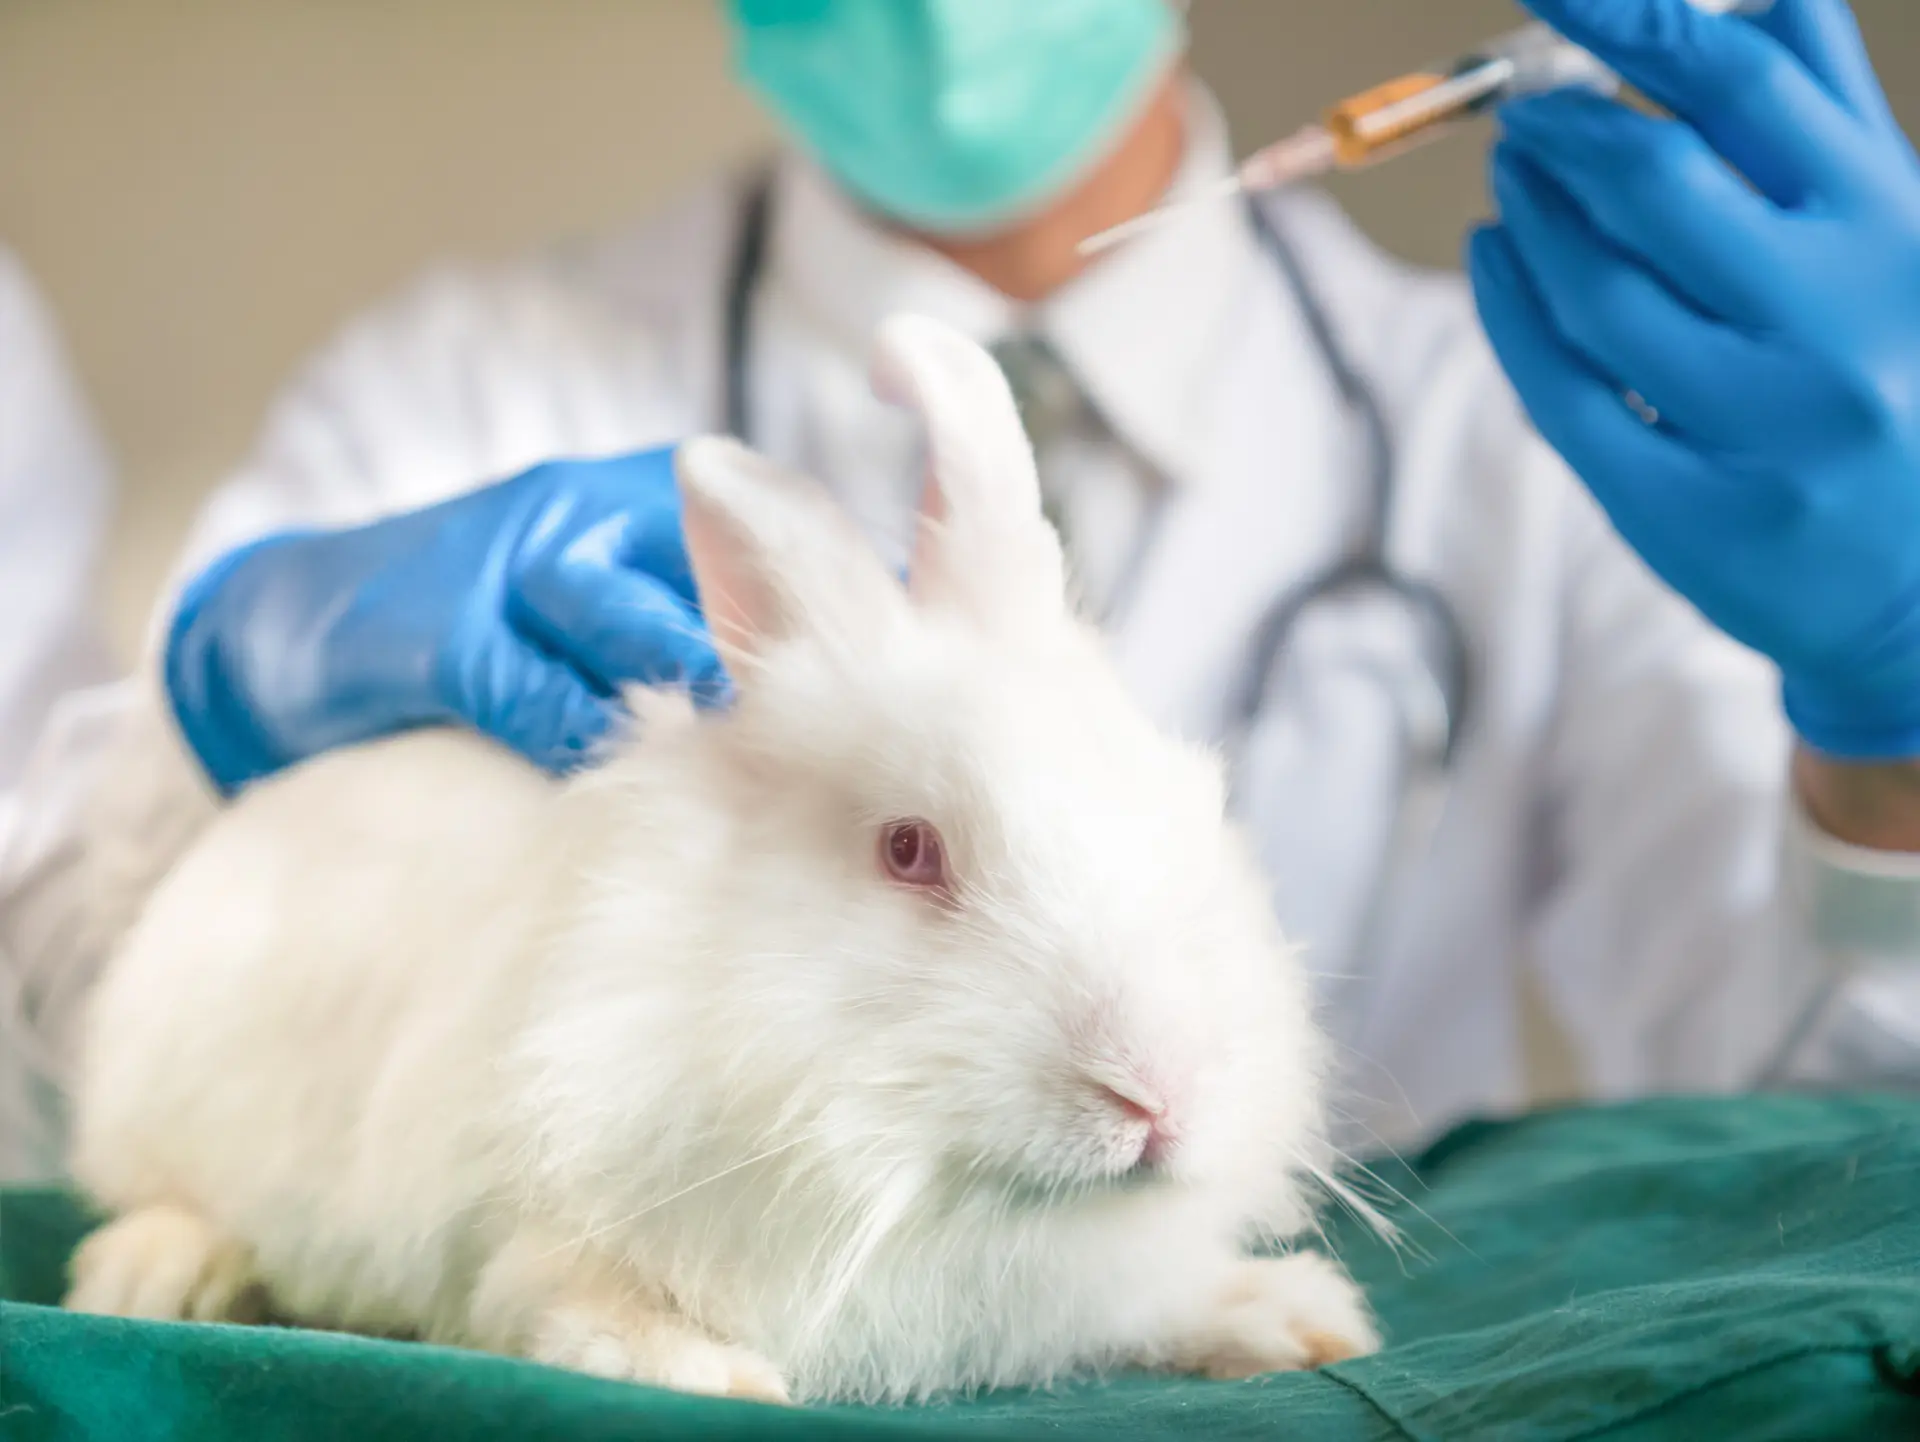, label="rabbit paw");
[1161,1252,1379,1379]
[65,1204,267,1323]
[530,1294,790,1404]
